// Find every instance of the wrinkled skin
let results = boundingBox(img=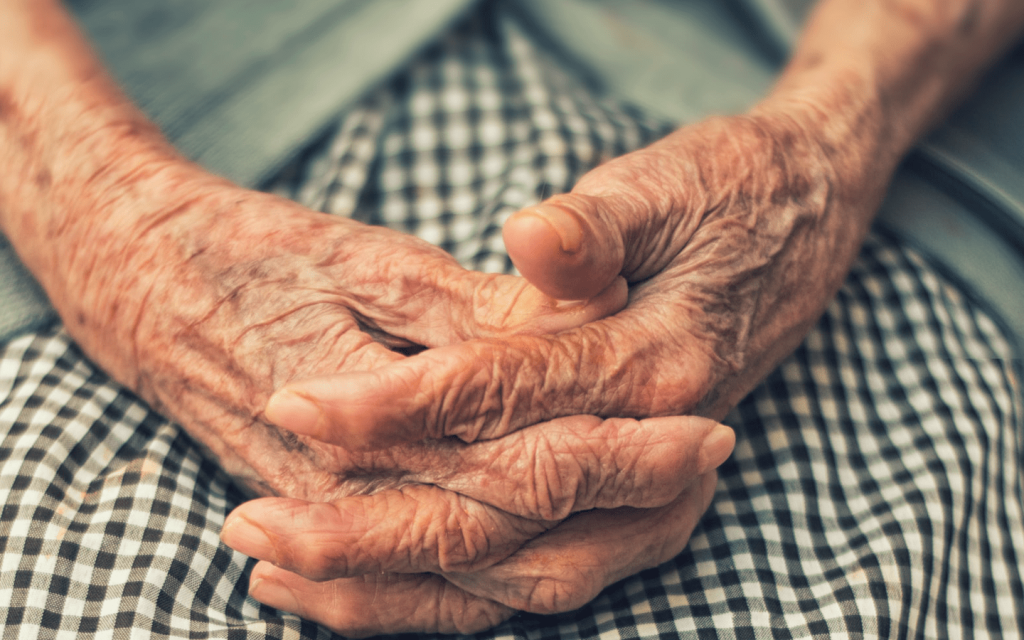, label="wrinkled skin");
[233,472,719,636]
[62,169,636,499]
[244,108,883,633]
[7,0,1024,636]
[0,3,733,633]
[269,111,879,446]
[55,167,733,634]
